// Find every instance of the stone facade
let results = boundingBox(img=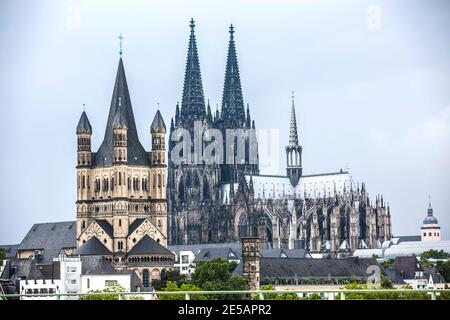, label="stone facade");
[75,56,174,285]
[168,21,393,252]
